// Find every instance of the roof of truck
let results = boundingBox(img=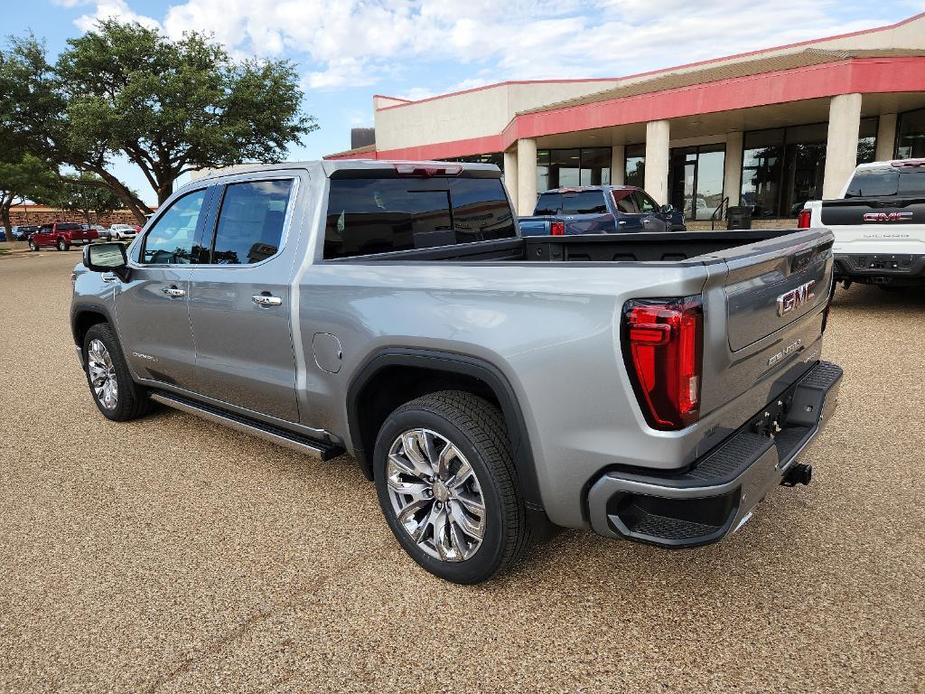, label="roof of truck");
[185,160,502,188]
[539,185,642,193]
